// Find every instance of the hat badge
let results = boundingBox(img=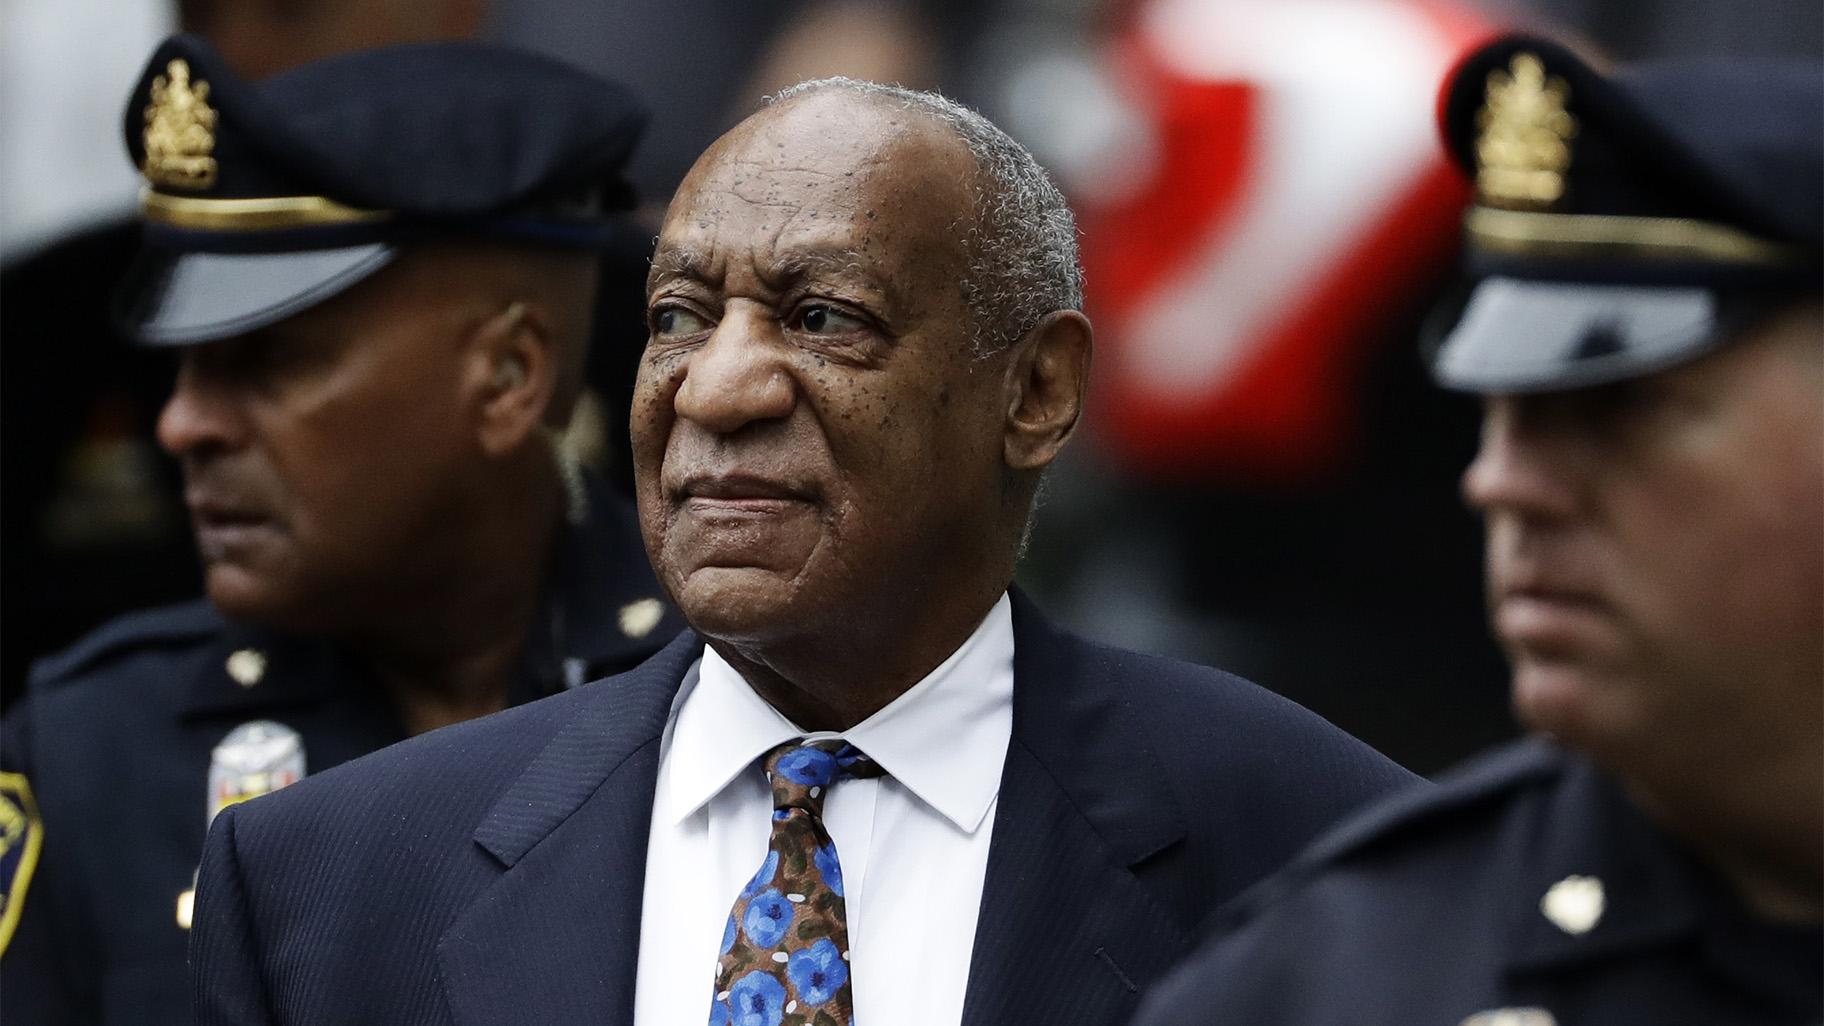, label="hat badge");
[1475,52,1577,210]
[143,59,219,191]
